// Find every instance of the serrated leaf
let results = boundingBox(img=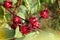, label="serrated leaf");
[0,28,15,39]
